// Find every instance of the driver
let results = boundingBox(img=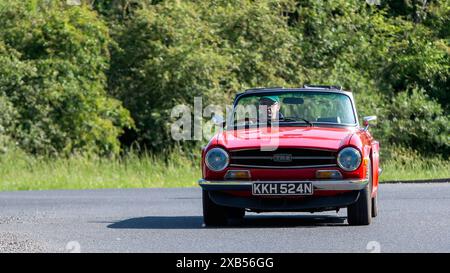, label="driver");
[258,96,284,123]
